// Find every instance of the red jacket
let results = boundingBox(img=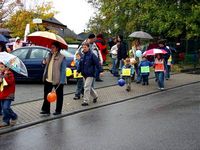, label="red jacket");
[95,38,108,62]
[0,70,15,100]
